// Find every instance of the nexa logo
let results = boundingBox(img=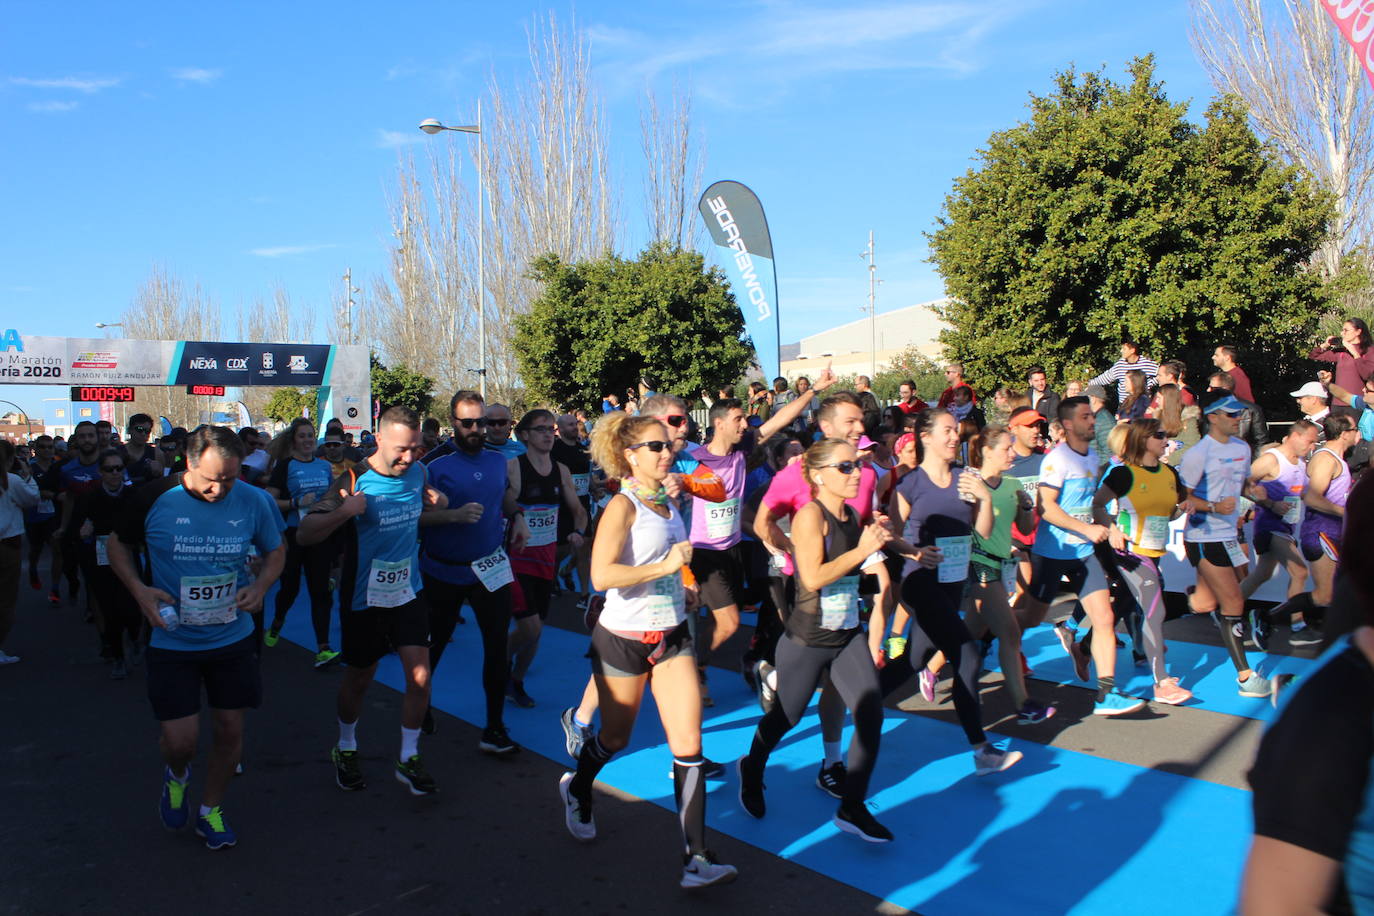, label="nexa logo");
[706,197,772,322]
[226,358,248,371]
[189,357,217,370]
[1,329,22,352]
